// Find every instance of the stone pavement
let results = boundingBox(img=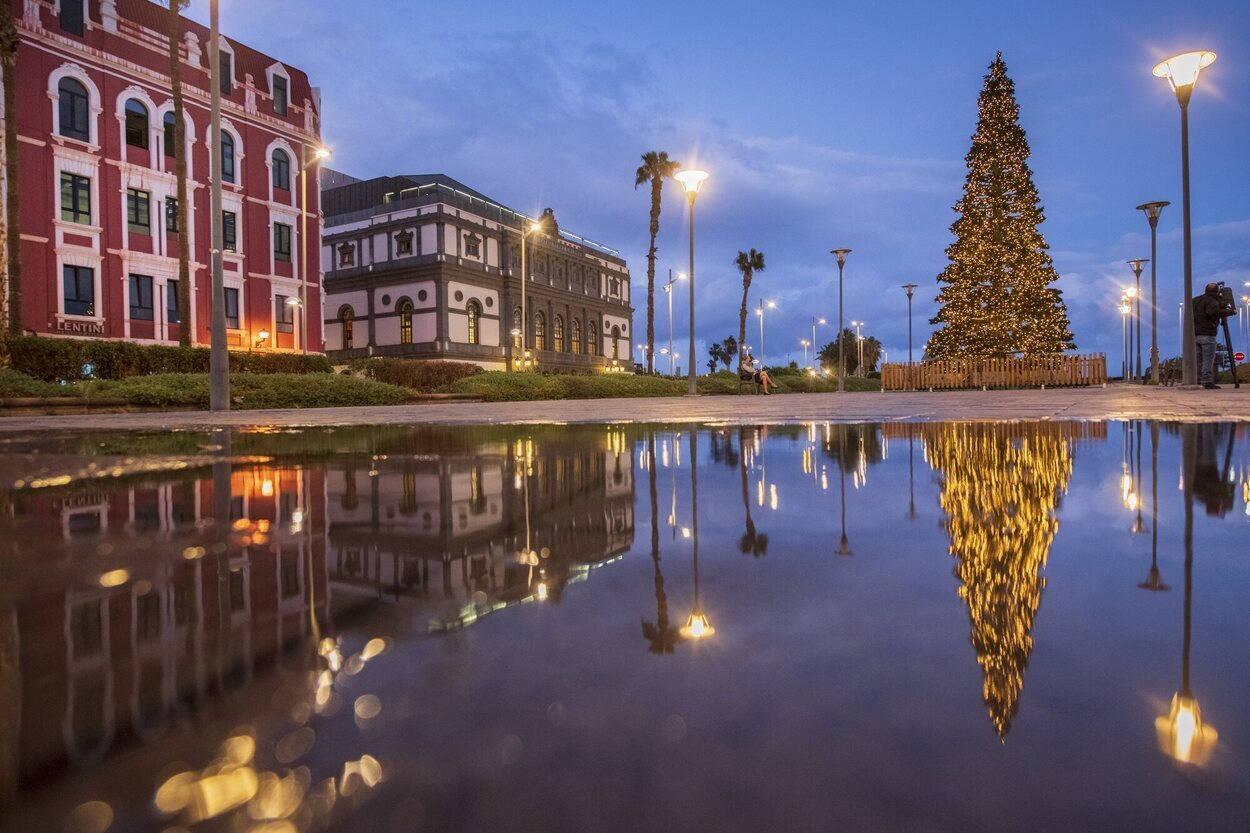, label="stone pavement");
[0,384,1248,433]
